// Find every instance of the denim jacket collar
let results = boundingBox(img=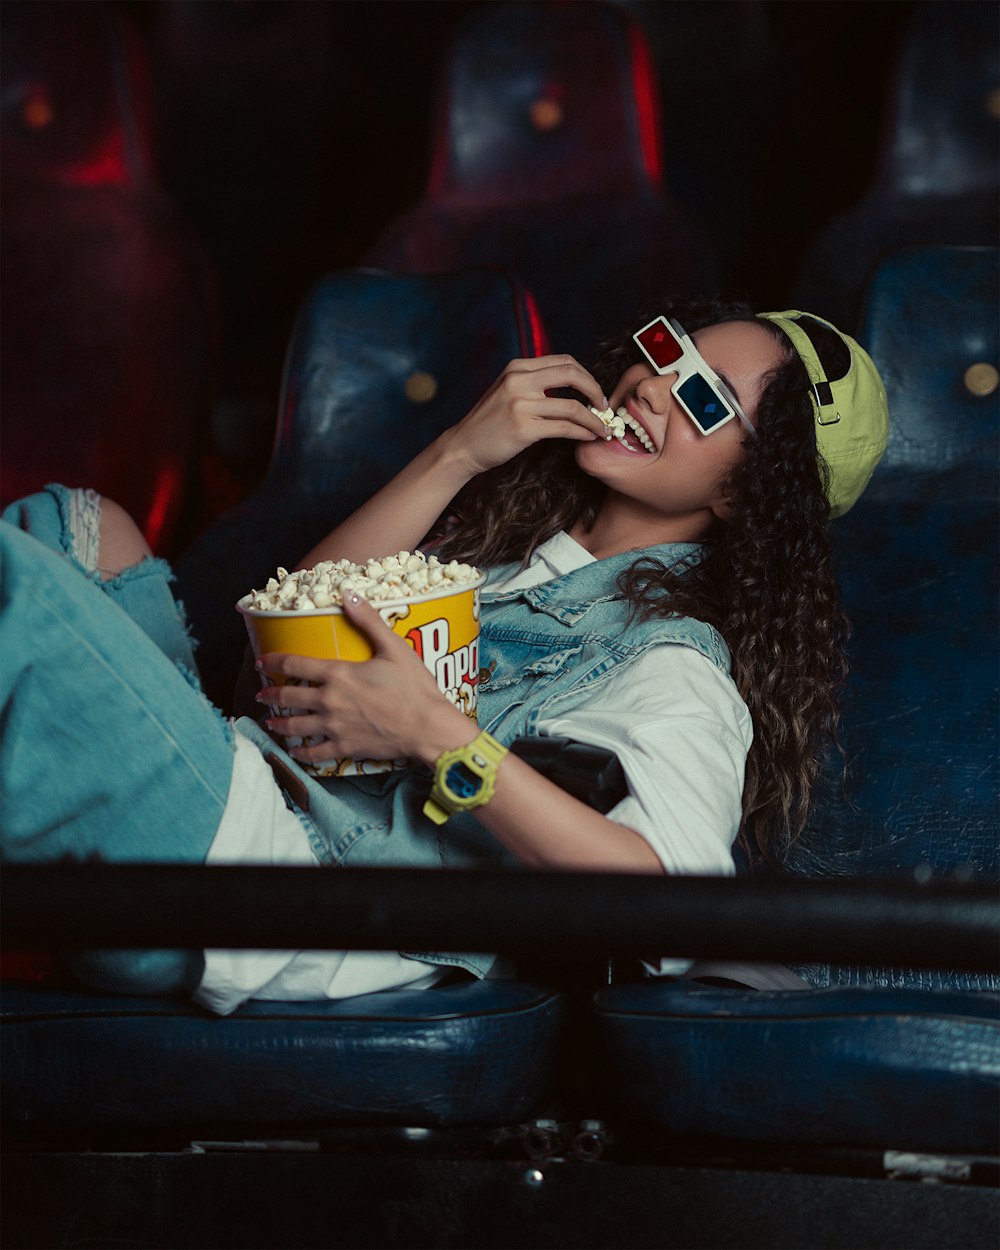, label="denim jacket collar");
[483,542,703,626]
